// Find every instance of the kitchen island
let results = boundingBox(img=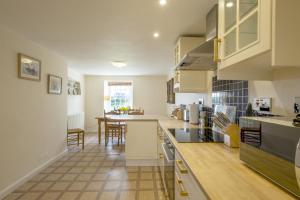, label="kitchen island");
[95,115,169,166]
